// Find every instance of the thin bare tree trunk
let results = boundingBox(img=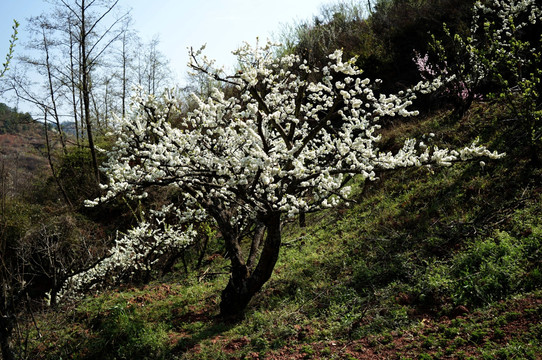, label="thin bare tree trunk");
[80,0,101,183]
[121,31,127,118]
[44,108,73,208]
[69,17,81,147]
[42,27,67,154]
